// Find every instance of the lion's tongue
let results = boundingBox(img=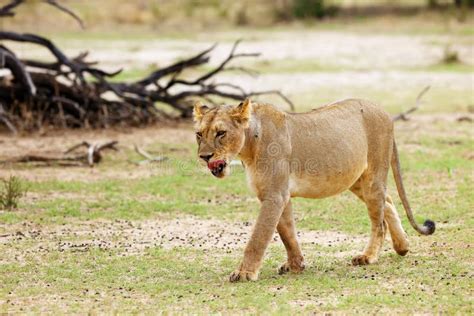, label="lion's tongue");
[208,160,225,170]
